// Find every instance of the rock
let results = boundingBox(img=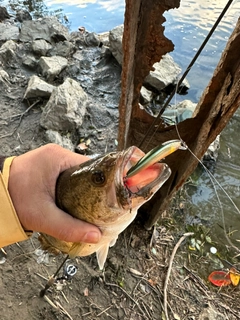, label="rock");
[45,130,74,151]
[15,10,32,22]
[99,31,110,47]
[0,40,18,64]
[108,25,189,93]
[145,54,181,91]
[0,24,19,42]
[0,6,10,21]
[84,32,100,47]
[162,99,197,124]
[40,78,88,132]
[107,256,119,271]
[0,69,10,86]
[140,86,153,105]
[32,39,52,56]
[23,75,55,99]
[70,31,100,47]
[49,40,75,57]
[38,56,68,81]
[109,25,123,65]
[22,55,38,69]
[204,135,220,163]
[172,77,190,94]
[175,100,196,113]
[19,17,70,43]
